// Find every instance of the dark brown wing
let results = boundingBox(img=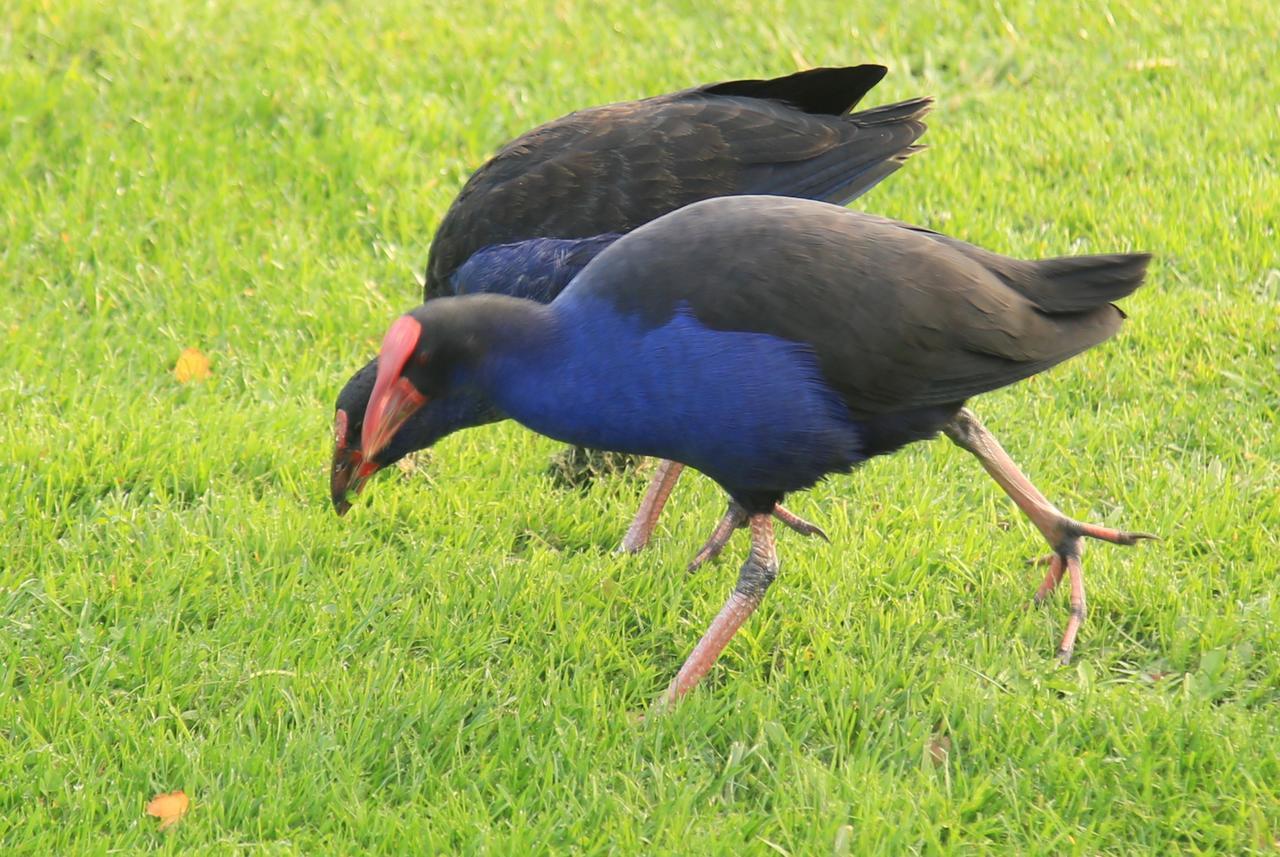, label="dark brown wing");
[571,196,1150,417]
[423,66,929,298]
